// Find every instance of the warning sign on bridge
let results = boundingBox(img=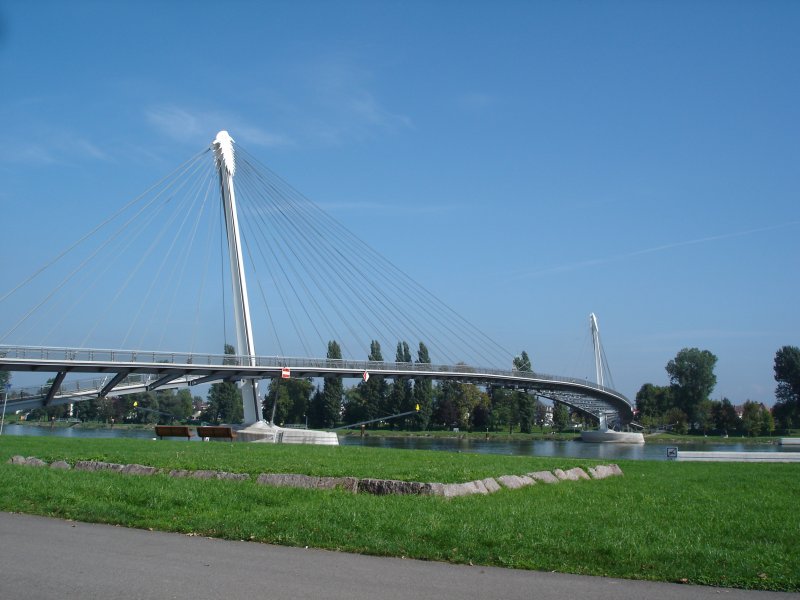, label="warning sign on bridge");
[281,367,291,379]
